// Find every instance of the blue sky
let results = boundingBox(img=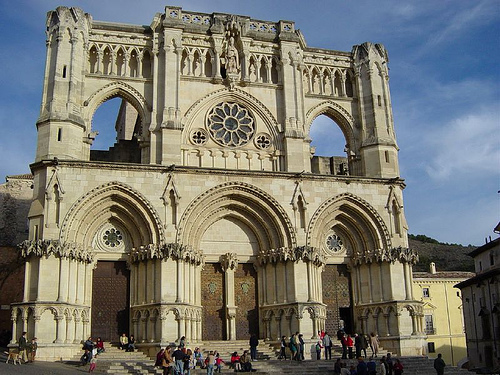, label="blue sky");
[0,1,498,246]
